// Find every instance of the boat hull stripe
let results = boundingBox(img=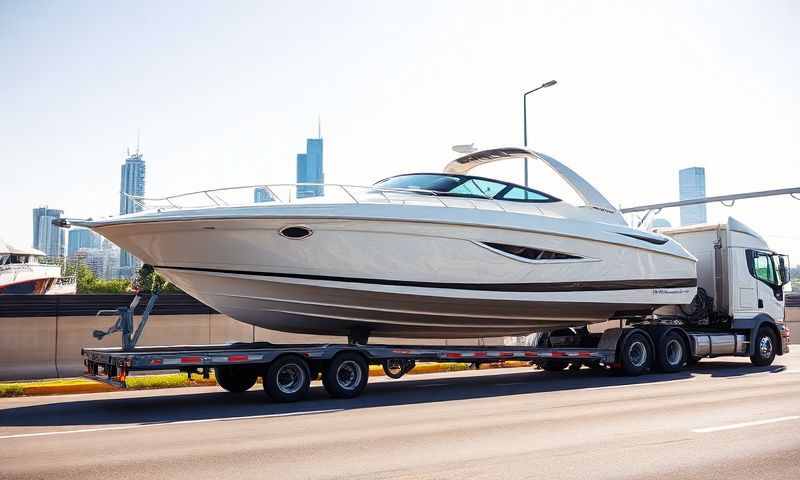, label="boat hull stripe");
[156,265,697,292]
